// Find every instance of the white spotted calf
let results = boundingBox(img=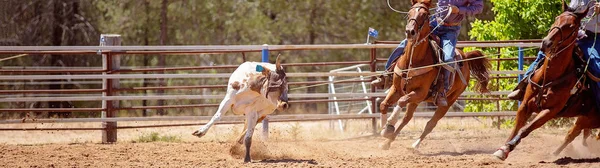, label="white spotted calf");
[192,55,289,162]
